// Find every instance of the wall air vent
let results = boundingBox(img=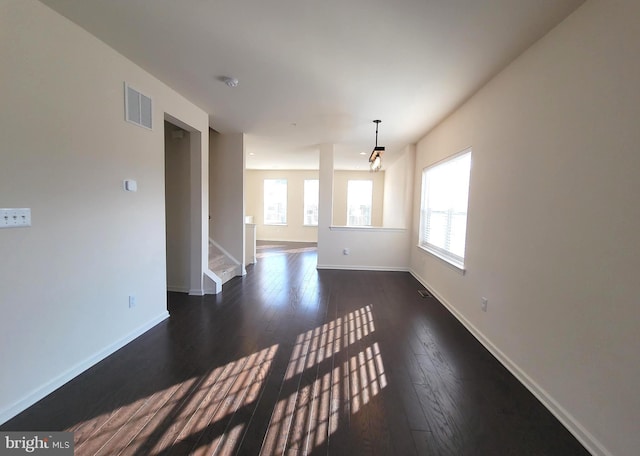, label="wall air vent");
[124,82,152,130]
